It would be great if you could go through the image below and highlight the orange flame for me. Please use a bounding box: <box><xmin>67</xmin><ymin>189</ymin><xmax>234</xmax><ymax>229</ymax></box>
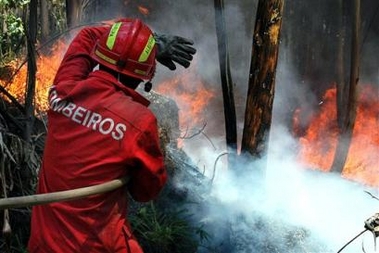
<box><xmin>155</xmin><ymin>65</ymin><xmax>216</xmax><ymax>130</ymax></box>
<box><xmin>138</xmin><ymin>6</ymin><xmax>150</xmax><ymax>16</ymax></box>
<box><xmin>296</xmin><ymin>85</ymin><xmax>379</xmax><ymax>187</ymax></box>
<box><xmin>1</xmin><ymin>41</ymin><xmax>67</xmax><ymax>114</ymax></box>
<box><xmin>1</xmin><ymin>41</ymin><xmax>215</xmax><ymax>140</ymax></box>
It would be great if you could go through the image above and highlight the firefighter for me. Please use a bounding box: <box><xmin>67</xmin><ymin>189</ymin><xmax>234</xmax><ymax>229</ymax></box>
<box><xmin>27</xmin><ymin>18</ymin><xmax>196</xmax><ymax>253</ymax></box>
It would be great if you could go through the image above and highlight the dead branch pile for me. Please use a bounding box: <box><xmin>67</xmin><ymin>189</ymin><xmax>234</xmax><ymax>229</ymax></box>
<box><xmin>0</xmin><ymin>98</ymin><xmax>42</xmax><ymax>251</ymax></box>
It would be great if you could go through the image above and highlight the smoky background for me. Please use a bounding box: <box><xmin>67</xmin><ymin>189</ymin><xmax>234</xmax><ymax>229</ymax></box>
<box><xmin>80</xmin><ymin>1</ymin><xmax>379</xmax><ymax>252</ymax></box>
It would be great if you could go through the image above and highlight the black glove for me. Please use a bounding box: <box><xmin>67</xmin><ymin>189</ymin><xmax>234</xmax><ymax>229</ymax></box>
<box><xmin>154</xmin><ymin>33</ymin><xmax>197</xmax><ymax>70</ymax></box>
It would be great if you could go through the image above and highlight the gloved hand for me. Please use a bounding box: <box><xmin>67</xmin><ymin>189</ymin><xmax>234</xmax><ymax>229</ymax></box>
<box><xmin>154</xmin><ymin>33</ymin><xmax>197</xmax><ymax>70</ymax></box>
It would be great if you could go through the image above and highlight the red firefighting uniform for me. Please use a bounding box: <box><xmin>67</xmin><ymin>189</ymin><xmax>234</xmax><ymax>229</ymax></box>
<box><xmin>28</xmin><ymin>25</ymin><xmax>167</xmax><ymax>253</ymax></box>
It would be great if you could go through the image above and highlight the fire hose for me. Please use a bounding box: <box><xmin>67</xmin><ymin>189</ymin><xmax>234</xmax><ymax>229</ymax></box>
<box><xmin>0</xmin><ymin>177</ymin><xmax>129</xmax><ymax>210</ymax></box>
<box><xmin>337</xmin><ymin>212</ymin><xmax>379</xmax><ymax>252</ymax></box>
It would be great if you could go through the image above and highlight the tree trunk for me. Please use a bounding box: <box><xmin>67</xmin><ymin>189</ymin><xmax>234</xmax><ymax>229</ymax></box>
<box><xmin>66</xmin><ymin>0</ymin><xmax>82</xmax><ymax>28</ymax></box>
<box><xmin>24</xmin><ymin>0</ymin><xmax>38</xmax><ymax>143</ymax></box>
<box><xmin>40</xmin><ymin>0</ymin><xmax>49</xmax><ymax>42</ymax></box>
<box><xmin>241</xmin><ymin>0</ymin><xmax>284</xmax><ymax>159</ymax></box>
<box><xmin>213</xmin><ymin>0</ymin><xmax>237</xmax><ymax>162</ymax></box>
<box><xmin>336</xmin><ymin>0</ymin><xmax>348</xmax><ymax>128</ymax></box>
<box><xmin>331</xmin><ymin>0</ymin><xmax>360</xmax><ymax>174</ymax></box>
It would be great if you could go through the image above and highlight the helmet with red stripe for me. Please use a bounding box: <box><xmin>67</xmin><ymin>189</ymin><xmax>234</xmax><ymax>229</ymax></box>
<box><xmin>91</xmin><ymin>18</ymin><xmax>157</xmax><ymax>81</ymax></box>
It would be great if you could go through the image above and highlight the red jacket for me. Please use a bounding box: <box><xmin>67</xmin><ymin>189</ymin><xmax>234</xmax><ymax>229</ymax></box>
<box><xmin>28</xmin><ymin>25</ymin><xmax>167</xmax><ymax>253</ymax></box>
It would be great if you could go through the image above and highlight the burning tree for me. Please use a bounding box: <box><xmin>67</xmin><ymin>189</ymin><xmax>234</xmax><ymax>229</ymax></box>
<box><xmin>241</xmin><ymin>0</ymin><xmax>284</xmax><ymax>160</ymax></box>
<box><xmin>214</xmin><ymin>0</ymin><xmax>238</xmax><ymax>158</ymax></box>
<box><xmin>331</xmin><ymin>0</ymin><xmax>361</xmax><ymax>174</ymax></box>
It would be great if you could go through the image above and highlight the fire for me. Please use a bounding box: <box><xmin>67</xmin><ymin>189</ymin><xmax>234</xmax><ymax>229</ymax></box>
<box><xmin>294</xmin><ymin>89</ymin><xmax>339</xmax><ymax>170</ymax></box>
<box><xmin>1</xmin><ymin>41</ymin><xmax>66</xmax><ymax>114</ymax></box>
<box><xmin>1</xmin><ymin>40</ymin><xmax>215</xmax><ymax>138</ymax></box>
<box><xmin>295</xmin><ymin>85</ymin><xmax>379</xmax><ymax>187</ymax></box>
<box><xmin>4</xmin><ymin>35</ymin><xmax>377</xmax><ymax>189</ymax></box>
<box><xmin>155</xmin><ymin>65</ymin><xmax>216</xmax><ymax>131</ymax></box>
<box><xmin>138</xmin><ymin>6</ymin><xmax>149</xmax><ymax>16</ymax></box>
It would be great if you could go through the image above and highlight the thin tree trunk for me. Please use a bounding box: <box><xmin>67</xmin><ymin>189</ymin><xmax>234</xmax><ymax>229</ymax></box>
<box><xmin>336</xmin><ymin>0</ymin><xmax>347</xmax><ymax>128</ymax></box>
<box><xmin>40</xmin><ymin>0</ymin><xmax>49</xmax><ymax>43</ymax></box>
<box><xmin>241</xmin><ymin>0</ymin><xmax>284</xmax><ymax>159</ymax></box>
<box><xmin>66</xmin><ymin>0</ymin><xmax>82</xmax><ymax>28</ymax></box>
<box><xmin>331</xmin><ymin>0</ymin><xmax>360</xmax><ymax>173</ymax></box>
<box><xmin>214</xmin><ymin>0</ymin><xmax>237</xmax><ymax>158</ymax></box>
<box><xmin>24</xmin><ymin>0</ymin><xmax>38</xmax><ymax>143</ymax></box>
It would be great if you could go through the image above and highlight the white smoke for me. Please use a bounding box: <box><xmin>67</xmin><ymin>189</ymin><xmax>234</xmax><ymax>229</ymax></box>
<box><xmin>174</xmin><ymin>30</ymin><xmax>378</xmax><ymax>253</ymax></box>
<box><xmin>177</xmin><ymin>103</ymin><xmax>379</xmax><ymax>253</ymax></box>
<box><xmin>92</xmin><ymin>1</ymin><xmax>379</xmax><ymax>252</ymax></box>
<box><xmin>200</xmin><ymin>144</ymin><xmax>379</xmax><ymax>252</ymax></box>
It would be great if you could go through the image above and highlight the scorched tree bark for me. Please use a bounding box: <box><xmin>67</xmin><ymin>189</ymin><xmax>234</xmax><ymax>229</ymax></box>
<box><xmin>331</xmin><ymin>0</ymin><xmax>361</xmax><ymax>174</ymax></box>
<box><xmin>213</xmin><ymin>0</ymin><xmax>237</xmax><ymax>160</ymax></box>
<box><xmin>24</xmin><ymin>0</ymin><xmax>38</xmax><ymax>143</ymax></box>
<box><xmin>241</xmin><ymin>0</ymin><xmax>284</xmax><ymax>159</ymax></box>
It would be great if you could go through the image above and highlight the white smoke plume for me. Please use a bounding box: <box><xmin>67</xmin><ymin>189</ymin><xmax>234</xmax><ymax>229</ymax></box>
<box><xmin>91</xmin><ymin>1</ymin><xmax>379</xmax><ymax>252</ymax></box>
<box><xmin>151</xmin><ymin>2</ymin><xmax>379</xmax><ymax>252</ymax></box>
<box><xmin>170</xmin><ymin>50</ymin><xmax>379</xmax><ymax>252</ymax></box>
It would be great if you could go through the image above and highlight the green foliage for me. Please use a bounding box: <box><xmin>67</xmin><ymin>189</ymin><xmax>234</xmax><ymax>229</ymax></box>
<box><xmin>130</xmin><ymin>202</ymin><xmax>210</xmax><ymax>253</ymax></box>
<box><xmin>49</xmin><ymin>0</ymin><xmax>67</xmax><ymax>35</ymax></box>
<box><xmin>4</xmin><ymin>15</ymin><xmax>24</xmax><ymax>41</ymax></box>
<box><xmin>0</xmin><ymin>0</ymin><xmax>29</xmax><ymax>8</ymax></box>
<box><xmin>0</xmin><ymin>0</ymin><xmax>29</xmax><ymax>61</ymax></box>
